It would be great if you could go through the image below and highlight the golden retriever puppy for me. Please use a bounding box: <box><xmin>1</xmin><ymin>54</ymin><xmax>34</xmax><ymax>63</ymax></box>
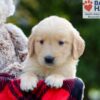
<box><xmin>19</xmin><ymin>16</ymin><xmax>85</xmax><ymax>91</ymax></box>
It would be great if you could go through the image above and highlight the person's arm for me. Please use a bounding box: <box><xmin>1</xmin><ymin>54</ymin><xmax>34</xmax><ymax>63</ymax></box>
<box><xmin>5</xmin><ymin>23</ymin><xmax>28</xmax><ymax>62</ymax></box>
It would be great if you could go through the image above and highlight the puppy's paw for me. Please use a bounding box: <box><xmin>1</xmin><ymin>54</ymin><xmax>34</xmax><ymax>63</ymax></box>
<box><xmin>45</xmin><ymin>75</ymin><xmax>65</xmax><ymax>88</ymax></box>
<box><xmin>20</xmin><ymin>74</ymin><xmax>38</xmax><ymax>92</ymax></box>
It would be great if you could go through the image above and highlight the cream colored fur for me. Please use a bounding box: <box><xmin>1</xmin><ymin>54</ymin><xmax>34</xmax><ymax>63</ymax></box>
<box><xmin>20</xmin><ymin>16</ymin><xmax>85</xmax><ymax>91</ymax></box>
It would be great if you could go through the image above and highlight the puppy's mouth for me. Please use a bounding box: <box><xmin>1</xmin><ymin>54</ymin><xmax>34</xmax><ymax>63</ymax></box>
<box><xmin>44</xmin><ymin>63</ymin><xmax>55</xmax><ymax>68</ymax></box>
<box><xmin>45</xmin><ymin>63</ymin><xmax>54</xmax><ymax>66</ymax></box>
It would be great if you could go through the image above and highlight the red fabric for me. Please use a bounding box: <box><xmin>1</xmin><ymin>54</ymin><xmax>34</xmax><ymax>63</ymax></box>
<box><xmin>0</xmin><ymin>80</ymin><xmax>20</xmax><ymax>100</ymax></box>
<box><xmin>0</xmin><ymin>79</ymin><xmax>69</xmax><ymax>100</ymax></box>
<box><xmin>42</xmin><ymin>88</ymin><xmax>70</xmax><ymax>100</ymax></box>
<box><xmin>0</xmin><ymin>84</ymin><xmax>16</xmax><ymax>100</ymax></box>
<box><xmin>0</xmin><ymin>73</ymin><xmax>84</xmax><ymax>100</ymax></box>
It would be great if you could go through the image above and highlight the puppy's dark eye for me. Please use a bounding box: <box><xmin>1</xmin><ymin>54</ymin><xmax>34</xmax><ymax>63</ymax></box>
<box><xmin>40</xmin><ymin>40</ymin><xmax>44</xmax><ymax>44</ymax></box>
<box><xmin>58</xmin><ymin>41</ymin><xmax>64</xmax><ymax>45</ymax></box>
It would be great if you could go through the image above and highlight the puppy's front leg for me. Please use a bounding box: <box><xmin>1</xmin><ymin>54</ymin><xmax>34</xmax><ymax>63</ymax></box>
<box><xmin>19</xmin><ymin>72</ymin><xmax>38</xmax><ymax>92</ymax></box>
<box><xmin>45</xmin><ymin>74</ymin><xmax>65</xmax><ymax>88</ymax></box>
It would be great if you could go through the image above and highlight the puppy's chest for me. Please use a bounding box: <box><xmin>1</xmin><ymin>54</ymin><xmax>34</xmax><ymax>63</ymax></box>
<box><xmin>33</xmin><ymin>64</ymin><xmax>76</xmax><ymax>79</ymax></box>
<box><xmin>34</xmin><ymin>67</ymin><xmax>64</xmax><ymax>79</ymax></box>
<box><xmin>34</xmin><ymin>69</ymin><xmax>53</xmax><ymax>79</ymax></box>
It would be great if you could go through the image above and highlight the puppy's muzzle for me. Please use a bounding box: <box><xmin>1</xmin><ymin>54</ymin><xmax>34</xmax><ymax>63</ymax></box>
<box><xmin>44</xmin><ymin>56</ymin><xmax>54</xmax><ymax>65</ymax></box>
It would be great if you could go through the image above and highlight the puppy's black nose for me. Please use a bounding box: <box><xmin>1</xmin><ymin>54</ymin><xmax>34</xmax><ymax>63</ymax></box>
<box><xmin>45</xmin><ymin>56</ymin><xmax>54</xmax><ymax>64</ymax></box>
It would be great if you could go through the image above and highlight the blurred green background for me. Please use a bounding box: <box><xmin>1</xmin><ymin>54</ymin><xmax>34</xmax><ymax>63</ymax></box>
<box><xmin>8</xmin><ymin>0</ymin><xmax>100</xmax><ymax>99</ymax></box>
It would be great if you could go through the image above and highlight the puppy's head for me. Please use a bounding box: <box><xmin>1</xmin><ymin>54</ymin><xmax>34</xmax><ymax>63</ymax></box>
<box><xmin>28</xmin><ymin>16</ymin><xmax>85</xmax><ymax>68</ymax></box>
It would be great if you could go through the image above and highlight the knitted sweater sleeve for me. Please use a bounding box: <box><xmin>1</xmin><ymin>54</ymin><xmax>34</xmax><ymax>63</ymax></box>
<box><xmin>5</xmin><ymin>23</ymin><xmax>28</xmax><ymax>62</ymax></box>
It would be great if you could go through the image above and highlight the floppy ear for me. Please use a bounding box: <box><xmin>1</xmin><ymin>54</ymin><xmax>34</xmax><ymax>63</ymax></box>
<box><xmin>28</xmin><ymin>26</ymin><xmax>37</xmax><ymax>57</ymax></box>
<box><xmin>72</xmin><ymin>30</ymin><xmax>85</xmax><ymax>60</ymax></box>
<box><xmin>28</xmin><ymin>34</ymin><xmax>35</xmax><ymax>57</ymax></box>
